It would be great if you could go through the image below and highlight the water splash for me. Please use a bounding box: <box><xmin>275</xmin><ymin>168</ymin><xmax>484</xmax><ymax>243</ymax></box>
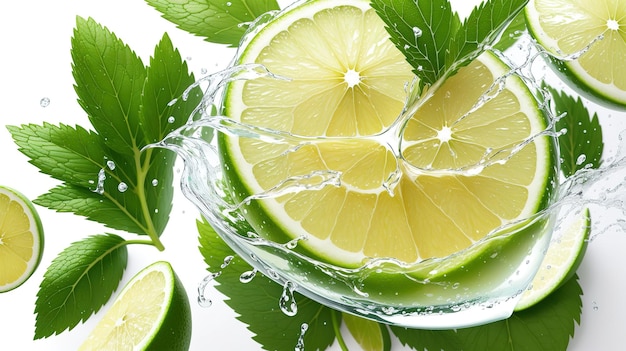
<box><xmin>197</xmin><ymin>271</ymin><xmax>221</xmax><ymax>308</ymax></box>
<box><xmin>157</xmin><ymin>3</ymin><xmax>626</xmax><ymax>329</ymax></box>
<box><xmin>279</xmin><ymin>281</ymin><xmax>298</xmax><ymax>317</ymax></box>
<box><xmin>239</xmin><ymin>269</ymin><xmax>257</xmax><ymax>283</ymax></box>
<box><xmin>294</xmin><ymin>323</ymin><xmax>308</xmax><ymax>351</ymax></box>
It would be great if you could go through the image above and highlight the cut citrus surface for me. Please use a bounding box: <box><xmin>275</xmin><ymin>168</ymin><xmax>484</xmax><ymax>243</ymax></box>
<box><xmin>515</xmin><ymin>208</ymin><xmax>591</xmax><ymax>311</ymax></box>
<box><xmin>79</xmin><ymin>261</ymin><xmax>191</xmax><ymax>351</ymax></box>
<box><xmin>0</xmin><ymin>185</ymin><xmax>44</xmax><ymax>293</ymax></box>
<box><xmin>220</xmin><ymin>0</ymin><xmax>555</xmax><ymax>268</ymax></box>
<box><xmin>525</xmin><ymin>0</ymin><xmax>626</xmax><ymax>108</ymax></box>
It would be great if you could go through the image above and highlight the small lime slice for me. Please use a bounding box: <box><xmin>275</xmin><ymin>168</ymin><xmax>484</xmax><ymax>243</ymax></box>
<box><xmin>525</xmin><ymin>0</ymin><xmax>626</xmax><ymax>108</ymax></box>
<box><xmin>515</xmin><ymin>208</ymin><xmax>591</xmax><ymax>311</ymax></box>
<box><xmin>79</xmin><ymin>261</ymin><xmax>192</xmax><ymax>351</ymax></box>
<box><xmin>0</xmin><ymin>185</ymin><xmax>44</xmax><ymax>293</ymax></box>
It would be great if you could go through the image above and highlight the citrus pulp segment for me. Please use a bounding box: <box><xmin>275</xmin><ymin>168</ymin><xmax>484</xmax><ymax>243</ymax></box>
<box><xmin>525</xmin><ymin>0</ymin><xmax>626</xmax><ymax>108</ymax></box>
<box><xmin>79</xmin><ymin>261</ymin><xmax>191</xmax><ymax>351</ymax></box>
<box><xmin>515</xmin><ymin>208</ymin><xmax>590</xmax><ymax>311</ymax></box>
<box><xmin>221</xmin><ymin>0</ymin><xmax>555</xmax><ymax>269</ymax></box>
<box><xmin>0</xmin><ymin>185</ymin><xmax>44</xmax><ymax>293</ymax></box>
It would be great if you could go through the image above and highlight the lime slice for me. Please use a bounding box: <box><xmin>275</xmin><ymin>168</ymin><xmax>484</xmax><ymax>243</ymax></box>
<box><xmin>79</xmin><ymin>261</ymin><xmax>192</xmax><ymax>351</ymax></box>
<box><xmin>0</xmin><ymin>185</ymin><xmax>44</xmax><ymax>293</ymax></box>
<box><xmin>525</xmin><ymin>0</ymin><xmax>626</xmax><ymax>108</ymax></box>
<box><xmin>515</xmin><ymin>208</ymin><xmax>591</xmax><ymax>311</ymax></box>
<box><xmin>221</xmin><ymin>0</ymin><xmax>555</xmax><ymax>268</ymax></box>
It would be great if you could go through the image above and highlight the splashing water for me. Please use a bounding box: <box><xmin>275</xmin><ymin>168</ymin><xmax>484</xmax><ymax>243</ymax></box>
<box><xmin>279</xmin><ymin>281</ymin><xmax>298</xmax><ymax>317</ymax></box>
<box><xmin>197</xmin><ymin>271</ymin><xmax>221</xmax><ymax>308</ymax></box>
<box><xmin>155</xmin><ymin>6</ymin><xmax>626</xmax><ymax>329</ymax></box>
<box><xmin>294</xmin><ymin>323</ymin><xmax>308</xmax><ymax>351</ymax></box>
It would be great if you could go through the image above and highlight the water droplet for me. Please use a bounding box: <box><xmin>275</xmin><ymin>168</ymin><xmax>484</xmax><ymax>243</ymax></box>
<box><xmin>412</xmin><ymin>27</ymin><xmax>423</xmax><ymax>38</ymax></box>
<box><xmin>167</xmin><ymin>98</ymin><xmax>178</xmax><ymax>106</ymax></box>
<box><xmin>198</xmin><ymin>271</ymin><xmax>222</xmax><ymax>308</ymax></box>
<box><xmin>40</xmin><ymin>97</ymin><xmax>50</xmax><ymax>107</ymax></box>
<box><xmin>294</xmin><ymin>323</ymin><xmax>308</xmax><ymax>351</ymax></box>
<box><xmin>239</xmin><ymin>269</ymin><xmax>257</xmax><ymax>283</ymax></box>
<box><xmin>221</xmin><ymin>255</ymin><xmax>234</xmax><ymax>269</ymax></box>
<box><xmin>118</xmin><ymin>182</ymin><xmax>128</xmax><ymax>192</ymax></box>
<box><xmin>152</xmin><ymin>179</ymin><xmax>159</xmax><ymax>186</ymax></box>
<box><xmin>284</xmin><ymin>235</ymin><xmax>307</xmax><ymax>250</ymax></box>
<box><xmin>576</xmin><ymin>154</ymin><xmax>587</xmax><ymax>165</ymax></box>
<box><xmin>106</xmin><ymin>160</ymin><xmax>116</xmax><ymax>170</ymax></box>
<box><xmin>226</xmin><ymin>1</ymin><xmax>232</xmax><ymax>6</ymax></box>
<box><xmin>93</xmin><ymin>169</ymin><xmax>106</xmax><ymax>195</ymax></box>
<box><xmin>279</xmin><ymin>281</ymin><xmax>298</xmax><ymax>316</ymax></box>
<box><xmin>167</xmin><ymin>116</ymin><xmax>176</xmax><ymax>124</ymax></box>
<box><xmin>592</xmin><ymin>301</ymin><xmax>599</xmax><ymax>311</ymax></box>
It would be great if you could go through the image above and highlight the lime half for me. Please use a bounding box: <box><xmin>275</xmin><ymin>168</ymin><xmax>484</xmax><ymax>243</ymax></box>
<box><xmin>0</xmin><ymin>185</ymin><xmax>44</xmax><ymax>293</ymax></box>
<box><xmin>79</xmin><ymin>261</ymin><xmax>192</xmax><ymax>351</ymax></box>
<box><xmin>525</xmin><ymin>0</ymin><xmax>626</xmax><ymax>108</ymax></box>
<box><xmin>220</xmin><ymin>0</ymin><xmax>555</xmax><ymax>268</ymax></box>
<box><xmin>515</xmin><ymin>208</ymin><xmax>591</xmax><ymax>311</ymax></box>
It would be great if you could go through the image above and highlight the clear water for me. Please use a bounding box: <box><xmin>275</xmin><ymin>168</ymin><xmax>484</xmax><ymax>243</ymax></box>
<box><xmin>156</xmin><ymin>4</ymin><xmax>626</xmax><ymax>330</ymax></box>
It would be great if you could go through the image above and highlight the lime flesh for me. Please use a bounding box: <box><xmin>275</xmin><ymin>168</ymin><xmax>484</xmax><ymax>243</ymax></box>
<box><xmin>220</xmin><ymin>0</ymin><xmax>556</xmax><ymax>269</ymax></box>
<box><xmin>0</xmin><ymin>186</ymin><xmax>44</xmax><ymax>293</ymax></box>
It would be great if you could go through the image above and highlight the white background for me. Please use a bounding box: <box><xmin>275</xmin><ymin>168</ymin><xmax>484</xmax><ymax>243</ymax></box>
<box><xmin>0</xmin><ymin>0</ymin><xmax>625</xmax><ymax>350</ymax></box>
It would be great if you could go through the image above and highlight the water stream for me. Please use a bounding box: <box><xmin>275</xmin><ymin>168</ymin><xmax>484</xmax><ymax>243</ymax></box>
<box><xmin>154</xmin><ymin>6</ymin><xmax>626</xmax><ymax>330</ymax></box>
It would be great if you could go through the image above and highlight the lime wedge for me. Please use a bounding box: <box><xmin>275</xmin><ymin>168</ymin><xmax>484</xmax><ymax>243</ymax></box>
<box><xmin>525</xmin><ymin>0</ymin><xmax>626</xmax><ymax>108</ymax></box>
<box><xmin>0</xmin><ymin>185</ymin><xmax>44</xmax><ymax>293</ymax></box>
<box><xmin>515</xmin><ymin>208</ymin><xmax>591</xmax><ymax>311</ymax></box>
<box><xmin>79</xmin><ymin>261</ymin><xmax>192</xmax><ymax>351</ymax></box>
<box><xmin>220</xmin><ymin>0</ymin><xmax>555</xmax><ymax>268</ymax></box>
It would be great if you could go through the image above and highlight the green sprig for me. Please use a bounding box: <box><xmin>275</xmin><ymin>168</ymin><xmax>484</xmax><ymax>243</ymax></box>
<box><xmin>8</xmin><ymin>17</ymin><xmax>202</xmax><ymax>337</ymax></box>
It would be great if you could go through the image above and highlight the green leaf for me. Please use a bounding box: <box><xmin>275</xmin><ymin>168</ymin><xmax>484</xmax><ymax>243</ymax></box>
<box><xmin>546</xmin><ymin>85</ymin><xmax>604</xmax><ymax>177</ymax></box>
<box><xmin>448</xmin><ymin>0</ymin><xmax>527</xmax><ymax>70</ymax></box>
<box><xmin>197</xmin><ymin>218</ymin><xmax>336</xmax><ymax>351</ymax></box>
<box><xmin>343</xmin><ymin>313</ymin><xmax>392</xmax><ymax>351</ymax></box>
<box><xmin>7</xmin><ymin>123</ymin><xmax>107</xmax><ymax>189</ymax></box>
<box><xmin>371</xmin><ymin>0</ymin><xmax>527</xmax><ymax>92</ymax></box>
<box><xmin>493</xmin><ymin>10</ymin><xmax>527</xmax><ymax>52</ymax></box>
<box><xmin>9</xmin><ymin>23</ymin><xmax>202</xmax><ymax>240</ymax></box>
<box><xmin>391</xmin><ymin>326</ymin><xmax>462</xmax><ymax>350</ymax></box>
<box><xmin>34</xmin><ymin>234</ymin><xmax>128</xmax><ymax>339</ymax></box>
<box><xmin>145</xmin><ymin>0</ymin><xmax>281</xmax><ymax>47</ymax></box>
<box><xmin>370</xmin><ymin>0</ymin><xmax>459</xmax><ymax>86</ymax></box>
<box><xmin>34</xmin><ymin>184</ymin><xmax>146</xmax><ymax>234</ymax></box>
<box><xmin>140</xmin><ymin>33</ymin><xmax>204</xmax><ymax>234</ymax></box>
<box><xmin>71</xmin><ymin>17</ymin><xmax>147</xmax><ymax>157</ymax></box>
<box><xmin>391</xmin><ymin>275</ymin><xmax>583</xmax><ymax>351</ymax></box>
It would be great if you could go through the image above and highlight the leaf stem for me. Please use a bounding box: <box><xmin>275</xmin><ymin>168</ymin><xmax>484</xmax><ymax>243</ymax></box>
<box><xmin>331</xmin><ymin>310</ymin><xmax>349</xmax><ymax>351</ymax></box>
<box><xmin>135</xmin><ymin>148</ymin><xmax>165</xmax><ymax>251</ymax></box>
<box><xmin>122</xmin><ymin>239</ymin><xmax>158</xmax><ymax>247</ymax></box>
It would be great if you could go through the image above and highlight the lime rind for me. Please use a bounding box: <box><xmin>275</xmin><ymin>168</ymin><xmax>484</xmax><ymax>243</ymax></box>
<box><xmin>515</xmin><ymin>208</ymin><xmax>591</xmax><ymax>311</ymax></box>
<box><xmin>79</xmin><ymin>261</ymin><xmax>191</xmax><ymax>351</ymax></box>
<box><xmin>0</xmin><ymin>185</ymin><xmax>44</xmax><ymax>293</ymax></box>
<box><xmin>524</xmin><ymin>0</ymin><xmax>626</xmax><ymax>109</ymax></box>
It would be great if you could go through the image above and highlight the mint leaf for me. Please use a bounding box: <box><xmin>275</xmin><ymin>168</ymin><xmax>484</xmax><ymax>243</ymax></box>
<box><xmin>448</xmin><ymin>0</ymin><xmax>527</xmax><ymax>69</ymax></box>
<box><xmin>34</xmin><ymin>234</ymin><xmax>128</xmax><ymax>339</ymax></box>
<box><xmin>9</xmin><ymin>21</ymin><xmax>202</xmax><ymax>240</ymax></box>
<box><xmin>145</xmin><ymin>0</ymin><xmax>281</xmax><ymax>47</ymax></box>
<box><xmin>455</xmin><ymin>275</ymin><xmax>583</xmax><ymax>351</ymax></box>
<box><xmin>391</xmin><ymin>275</ymin><xmax>583</xmax><ymax>351</ymax></box>
<box><xmin>493</xmin><ymin>11</ymin><xmax>526</xmax><ymax>52</ymax></box>
<box><xmin>72</xmin><ymin>17</ymin><xmax>147</xmax><ymax>157</ymax></box>
<box><xmin>197</xmin><ymin>219</ymin><xmax>336</xmax><ymax>351</ymax></box>
<box><xmin>140</xmin><ymin>33</ymin><xmax>204</xmax><ymax>234</ymax></box>
<box><xmin>343</xmin><ymin>313</ymin><xmax>392</xmax><ymax>351</ymax></box>
<box><xmin>370</xmin><ymin>0</ymin><xmax>458</xmax><ymax>87</ymax></box>
<box><xmin>546</xmin><ymin>85</ymin><xmax>604</xmax><ymax>177</ymax></box>
<box><xmin>371</xmin><ymin>0</ymin><xmax>527</xmax><ymax>92</ymax></box>
<box><xmin>391</xmin><ymin>326</ymin><xmax>462</xmax><ymax>350</ymax></box>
